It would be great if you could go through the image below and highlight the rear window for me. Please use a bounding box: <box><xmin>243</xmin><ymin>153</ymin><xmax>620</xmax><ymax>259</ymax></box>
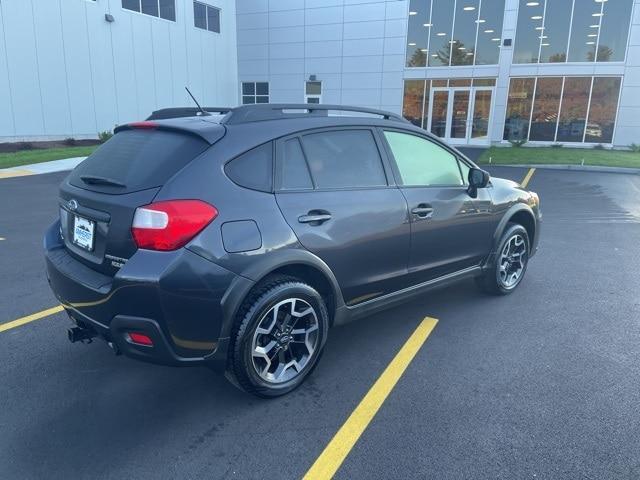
<box><xmin>69</xmin><ymin>129</ymin><xmax>208</xmax><ymax>193</ymax></box>
<box><xmin>299</xmin><ymin>130</ymin><xmax>387</xmax><ymax>189</ymax></box>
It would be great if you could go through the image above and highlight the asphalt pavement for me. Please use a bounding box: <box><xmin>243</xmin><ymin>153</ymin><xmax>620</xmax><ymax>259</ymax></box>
<box><xmin>1</xmin><ymin>167</ymin><xmax>639</xmax><ymax>479</ymax></box>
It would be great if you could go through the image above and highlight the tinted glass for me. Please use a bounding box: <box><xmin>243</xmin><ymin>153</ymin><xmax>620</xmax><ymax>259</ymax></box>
<box><xmin>557</xmin><ymin>77</ymin><xmax>591</xmax><ymax>142</ymax></box>
<box><xmin>406</xmin><ymin>0</ymin><xmax>431</xmax><ymax>67</ymax></box>
<box><xmin>122</xmin><ymin>0</ymin><xmax>140</xmax><ymax>12</ymax></box>
<box><xmin>529</xmin><ymin>77</ymin><xmax>562</xmax><ymax>141</ymax></box>
<box><xmin>429</xmin><ymin>0</ymin><xmax>455</xmax><ymax>66</ymax></box>
<box><xmin>225</xmin><ymin>143</ymin><xmax>273</xmax><ymax>192</ymax></box>
<box><xmin>159</xmin><ymin>0</ymin><xmax>175</xmax><ymax>21</ymax></box>
<box><xmin>256</xmin><ymin>82</ymin><xmax>269</xmax><ymax>95</ymax></box>
<box><xmin>141</xmin><ymin>0</ymin><xmax>159</xmax><ymax>16</ymax></box>
<box><xmin>475</xmin><ymin>0</ymin><xmax>505</xmax><ymax>65</ymax></box>
<box><xmin>451</xmin><ymin>0</ymin><xmax>479</xmax><ymax>66</ymax></box>
<box><xmin>585</xmin><ymin>77</ymin><xmax>621</xmax><ymax>143</ymax></box>
<box><xmin>194</xmin><ymin>2</ymin><xmax>206</xmax><ymax>29</ymax></box>
<box><xmin>597</xmin><ymin>0</ymin><xmax>634</xmax><ymax>62</ymax></box>
<box><xmin>280</xmin><ymin>138</ymin><xmax>313</xmax><ymax>190</ymax></box>
<box><xmin>301</xmin><ymin>130</ymin><xmax>386</xmax><ymax>189</ymax></box>
<box><xmin>402</xmin><ymin>80</ymin><xmax>426</xmax><ymax>127</ymax></box>
<box><xmin>568</xmin><ymin>0</ymin><xmax>599</xmax><ymax>62</ymax></box>
<box><xmin>242</xmin><ymin>82</ymin><xmax>255</xmax><ymax>95</ymax></box>
<box><xmin>539</xmin><ymin>0</ymin><xmax>572</xmax><ymax>63</ymax></box>
<box><xmin>207</xmin><ymin>6</ymin><xmax>220</xmax><ymax>33</ymax></box>
<box><xmin>384</xmin><ymin>131</ymin><xmax>463</xmax><ymax>186</ymax></box>
<box><xmin>69</xmin><ymin>130</ymin><xmax>208</xmax><ymax>194</ymax></box>
<box><xmin>458</xmin><ymin>160</ymin><xmax>471</xmax><ymax>185</ymax></box>
<box><xmin>503</xmin><ymin>77</ymin><xmax>535</xmax><ymax>140</ymax></box>
<box><xmin>513</xmin><ymin>0</ymin><xmax>544</xmax><ymax>63</ymax></box>
<box><xmin>430</xmin><ymin>90</ymin><xmax>448</xmax><ymax>138</ymax></box>
<box><xmin>256</xmin><ymin>96</ymin><xmax>269</xmax><ymax>103</ymax></box>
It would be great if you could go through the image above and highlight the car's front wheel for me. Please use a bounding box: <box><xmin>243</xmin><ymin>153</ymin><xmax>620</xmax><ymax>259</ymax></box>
<box><xmin>476</xmin><ymin>223</ymin><xmax>530</xmax><ymax>295</ymax></box>
<box><xmin>227</xmin><ymin>275</ymin><xmax>329</xmax><ymax>397</ymax></box>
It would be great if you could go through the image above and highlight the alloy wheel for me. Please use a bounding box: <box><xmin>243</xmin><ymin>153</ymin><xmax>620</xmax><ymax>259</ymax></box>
<box><xmin>251</xmin><ymin>298</ymin><xmax>319</xmax><ymax>384</ymax></box>
<box><xmin>498</xmin><ymin>233</ymin><xmax>528</xmax><ymax>289</ymax></box>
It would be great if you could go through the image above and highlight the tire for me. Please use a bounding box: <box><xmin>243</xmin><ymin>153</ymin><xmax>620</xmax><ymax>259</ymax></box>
<box><xmin>476</xmin><ymin>223</ymin><xmax>530</xmax><ymax>295</ymax></box>
<box><xmin>226</xmin><ymin>275</ymin><xmax>329</xmax><ymax>398</ymax></box>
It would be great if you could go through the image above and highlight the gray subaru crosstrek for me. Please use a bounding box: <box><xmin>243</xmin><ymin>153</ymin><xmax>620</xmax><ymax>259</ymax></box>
<box><xmin>44</xmin><ymin>104</ymin><xmax>540</xmax><ymax>397</ymax></box>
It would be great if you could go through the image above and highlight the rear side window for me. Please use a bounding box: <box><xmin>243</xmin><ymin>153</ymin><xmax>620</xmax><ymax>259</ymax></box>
<box><xmin>383</xmin><ymin>131</ymin><xmax>463</xmax><ymax>187</ymax></box>
<box><xmin>300</xmin><ymin>130</ymin><xmax>386</xmax><ymax>189</ymax></box>
<box><xmin>69</xmin><ymin>129</ymin><xmax>208</xmax><ymax>194</ymax></box>
<box><xmin>281</xmin><ymin>138</ymin><xmax>313</xmax><ymax>190</ymax></box>
<box><xmin>225</xmin><ymin>142</ymin><xmax>273</xmax><ymax>192</ymax></box>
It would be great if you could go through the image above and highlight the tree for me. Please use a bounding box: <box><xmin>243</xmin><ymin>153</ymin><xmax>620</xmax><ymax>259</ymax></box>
<box><xmin>588</xmin><ymin>45</ymin><xmax>613</xmax><ymax>62</ymax></box>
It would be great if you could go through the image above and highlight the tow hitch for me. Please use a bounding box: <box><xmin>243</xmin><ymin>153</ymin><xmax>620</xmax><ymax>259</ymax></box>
<box><xmin>67</xmin><ymin>326</ymin><xmax>96</xmax><ymax>344</ymax></box>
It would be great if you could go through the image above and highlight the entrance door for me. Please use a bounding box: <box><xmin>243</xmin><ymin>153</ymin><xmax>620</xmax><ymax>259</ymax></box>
<box><xmin>427</xmin><ymin>87</ymin><xmax>494</xmax><ymax>146</ymax></box>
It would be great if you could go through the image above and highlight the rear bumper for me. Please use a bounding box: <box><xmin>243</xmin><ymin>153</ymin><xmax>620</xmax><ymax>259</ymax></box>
<box><xmin>44</xmin><ymin>220</ymin><xmax>249</xmax><ymax>369</ymax></box>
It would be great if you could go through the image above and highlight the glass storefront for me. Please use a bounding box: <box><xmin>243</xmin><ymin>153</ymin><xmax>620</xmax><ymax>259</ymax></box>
<box><xmin>406</xmin><ymin>0</ymin><xmax>506</xmax><ymax>68</ymax></box>
<box><xmin>504</xmin><ymin>76</ymin><xmax>622</xmax><ymax>144</ymax></box>
<box><xmin>513</xmin><ymin>0</ymin><xmax>633</xmax><ymax>64</ymax></box>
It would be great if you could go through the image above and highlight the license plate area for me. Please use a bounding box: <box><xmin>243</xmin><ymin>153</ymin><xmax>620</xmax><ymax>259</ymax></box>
<box><xmin>73</xmin><ymin>215</ymin><xmax>95</xmax><ymax>251</ymax></box>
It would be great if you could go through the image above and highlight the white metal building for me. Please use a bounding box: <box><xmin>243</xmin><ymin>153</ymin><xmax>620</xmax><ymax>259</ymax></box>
<box><xmin>1</xmin><ymin>0</ymin><xmax>639</xmax><ymax>147</ymax></box>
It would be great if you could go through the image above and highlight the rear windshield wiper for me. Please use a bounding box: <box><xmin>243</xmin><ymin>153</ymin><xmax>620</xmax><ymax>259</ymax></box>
<box><xmin>80</xmin><ymin>175</ymin><xmax>126</xmax><ymax>188</ymax></box>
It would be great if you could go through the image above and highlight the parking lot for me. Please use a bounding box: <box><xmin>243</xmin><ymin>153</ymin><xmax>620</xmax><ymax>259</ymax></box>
<box><xmin>1</xmin><ymin>165</ymin><xmax>639</xmax><ymax>479</ymax></box>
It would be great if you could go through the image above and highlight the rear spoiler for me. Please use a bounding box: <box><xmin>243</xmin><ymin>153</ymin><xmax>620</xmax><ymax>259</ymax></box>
<box><xmin>114</xmin><ymin>118</ymin><xmax>226</xmax><ymax>145</ymax></box>
<box><xmin>146</xmin><ymin>107</ymin><xmax>231</xmax><ymax>120</ymax></box>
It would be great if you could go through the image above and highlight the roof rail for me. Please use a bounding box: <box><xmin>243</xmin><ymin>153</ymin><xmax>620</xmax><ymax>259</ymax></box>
<box><xmin>147</xmin><ymin>107</ymin><xmax>232</xmax><ymax>120</ymax></box>
<box><xmin>221</xmin><ymin>104</ymin><xmax>409</xmax><ymax>125</ymax></box>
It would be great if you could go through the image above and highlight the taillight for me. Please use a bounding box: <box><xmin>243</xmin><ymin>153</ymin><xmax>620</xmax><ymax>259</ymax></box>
<box><xmin>127</xmin><ymin>332</ymin><xmax>154</xmax><ymax>346</ymax></box>
<box><xmin>131</xmin><ymin>200</ymin><xmax>218</xmax><ymax>251</ymax></box>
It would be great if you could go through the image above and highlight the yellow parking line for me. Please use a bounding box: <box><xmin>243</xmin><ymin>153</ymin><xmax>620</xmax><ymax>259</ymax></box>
<box><xmin>0</xmin><ymin>305</ymin><xmax>64</xmax><ymax>333</ymax></box>
<box><xmin>520</xmin><ymin>168</ymin><xmax>536</xmax><ymax>188</ymax></box>
<box><xmin>0</xmin><ymin>169</ymin><xmax>33</xmax><ymax>179</ymax></box>
<box><xmin>303</xmin><ymin>316</ymin><xmax>438</xmax><ymax>480</ymax></box>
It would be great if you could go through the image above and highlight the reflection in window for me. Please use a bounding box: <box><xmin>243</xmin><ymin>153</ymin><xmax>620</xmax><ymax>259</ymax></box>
<box><xmin>529</xmin><ymin>77</ymin><xmax>562</xmax><ymax>141</ymax></box>
<box><xmin>539</xmin><ymin>0</ymin><xmax>572</xmax><ymax>63</ymax></box>
<box><xmin>568</xmin><ymin>0</ymin><xmax>599</xmax><ymax>62</ymax></box>
<box><xmin>504</xmin><ymin>76</ymin><xmax>621</xmax><ymax>143</ymax></box>
<box><xmin>402</xmin><ymin>80</ymin><xmax>427</xmax><ymax>127</ymax></box>
<box><xmin>451</xmin><ymin>0</ymin><xmax>479</xmax><ymax>66</ymax></box>
<box><xmin>513</xmin><ymin>0</ymin><xmax>544</xmax><ymax>63</ymax></box>
<box><xmin>597</xmin><ymin>0</ymin><xmax>634</xmax><ymax>62</ymax></box>
<box><xmin>475</xmin><ymin>0</ymin><xmax>505</xmax><ymax>65</ymax></box>
<box><xmin>428</xmin><ymin>0</ymin><xmax>455</xmax><ymax>66</ymax></box>
<box><xmin>586</xmin><ymin>77</ymin><xmax>621</xmax><ymax>143</ymax></box>
<box><xmin>504</xmin><ymin>78</ymin><xmax>535</xmax><ymax>141</ymax></box>
<box><xmin>513</xmin><ymin>0</ymin><xmax>632</xmax><ymax>64</ymax></box>
<box><xmin>557</xmin><ymin>77</ymin><xmax>591</xmax><ymax>143</ymax></box>
<box><xmin>406</xmin><ymin>0</ymin><xmax>431</xmax><ymax>67</ymax></box>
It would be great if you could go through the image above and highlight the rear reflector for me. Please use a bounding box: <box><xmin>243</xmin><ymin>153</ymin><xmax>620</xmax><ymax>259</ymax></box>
<box><xmin>132</xmin><ymin>200</ymin><xmax>218</xmax><ymax>251</ymax></box>
<box><xmin>127</xmin><ymin>332</ymin><xmax>154</xmax><ymax>346</ymax></box>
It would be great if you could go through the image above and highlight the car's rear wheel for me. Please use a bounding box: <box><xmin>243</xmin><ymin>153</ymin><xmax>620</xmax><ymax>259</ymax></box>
<box><xmin>476</xmin><ymin>223</ymin><xmax>530</xmax><ymax>295</ymax></box>
<box><xmin>226</xmin><ymin>275</ymin><xmax>329</xmax><ymax>397</ymax></box>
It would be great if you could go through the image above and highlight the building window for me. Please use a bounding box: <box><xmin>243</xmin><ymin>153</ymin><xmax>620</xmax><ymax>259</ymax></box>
<box><xmin>194</xmin><ymin>1</ymin><xmax>220</xmax><ymax>33</ymax></box>
<box><xmin>504</xmin><ymin>76</ymin><xmax>621</xmax><ymax>144</ymax></box>
<box><xmin>122</xmin><ymin>0</ymin><xmax>176</xmax><ymax>21</ymax></box>
<box><xmin>513</xmin><ymin>0</ymin><xmax>633</xmax><ymax>64</ymax></box>
<box><xmin>406</xmin><ymin>0</ymin><xmax>505</xmax><ymax>68</ymax></box>
<box><xmin>305</xmin><ymin>81</ymin><xmax>322</xmax><ymax>104</ymax></box>
<box><xmin>242</xmin><ymin>82</ymin><xmax>269</xmax><ymax>104</ymax></box>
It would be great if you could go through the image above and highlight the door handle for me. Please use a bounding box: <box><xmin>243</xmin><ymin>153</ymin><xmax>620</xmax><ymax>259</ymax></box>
<box><xmin>298</xmin><ymin>211</ymin><xmax>332</xmax><ymax>225</ymax></box>
<box><xmin>411</xmin><ymin>204</ymin><xmax>434</xmax><ymax>218</ymax></box>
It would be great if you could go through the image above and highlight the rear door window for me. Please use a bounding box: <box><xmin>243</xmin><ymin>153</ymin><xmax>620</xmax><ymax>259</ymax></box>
<box><xmin>280</xmin><ymin>138</ymin><xmax>313</xmax><ymax>190</ymax></box>
<box><xmin>299</xmin><ymin>130</ymin><xmax>387</xmax><ymax>189</ymax></box>
<box><xmin>69</xmin><ymin>129</ymin><xmax>208</xmax><ymax>194</ymax></box>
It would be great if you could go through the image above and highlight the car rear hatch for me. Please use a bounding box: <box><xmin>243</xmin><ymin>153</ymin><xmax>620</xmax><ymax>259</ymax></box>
<box><xmin>59</xmin><ymin>119</ymin><xmax>224</xmax><ymax>276</ymax></box>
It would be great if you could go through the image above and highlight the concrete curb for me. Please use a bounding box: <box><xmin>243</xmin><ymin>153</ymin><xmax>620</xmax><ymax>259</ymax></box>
<box><xmin>482</xmin><ymin>164</ymin><xmax>640</xmax><ymax>175</ymax></box>
<box><xmin>0</xmin><ymin>156</ymin><xmax>86</xmax><ymax>179</ymax></box>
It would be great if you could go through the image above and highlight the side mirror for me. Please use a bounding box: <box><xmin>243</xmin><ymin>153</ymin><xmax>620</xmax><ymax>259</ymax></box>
<box><xmin>467</xmin><ymin>168</ymin><xmax>490</xmax><ymax>198</ymax></box>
